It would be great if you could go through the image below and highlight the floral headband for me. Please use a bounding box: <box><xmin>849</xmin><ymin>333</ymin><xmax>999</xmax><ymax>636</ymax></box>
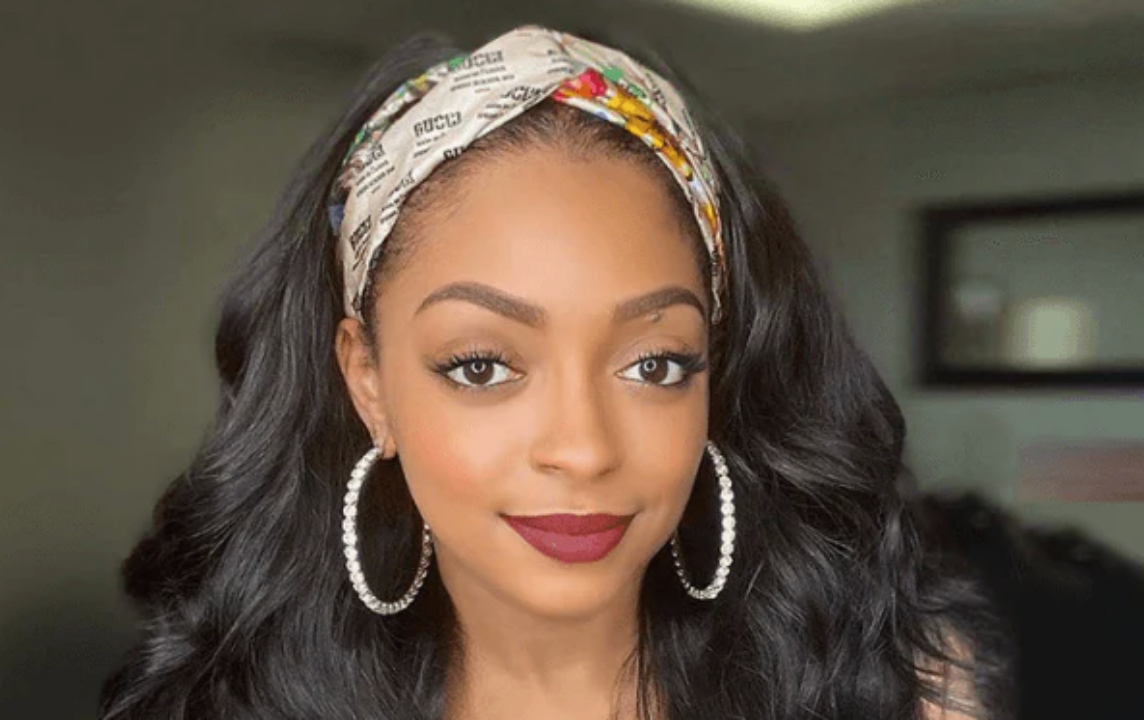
<box><xmin>328</xmin><ymin>24</ymin><xmax>727</xmax><ymax>323</ymax></box>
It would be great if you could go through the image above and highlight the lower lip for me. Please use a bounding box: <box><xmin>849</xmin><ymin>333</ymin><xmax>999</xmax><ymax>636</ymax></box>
<box><xmin>503</xmin><ymin>518</ymin><xmax>631</xmax><ymax>563</ymax></box>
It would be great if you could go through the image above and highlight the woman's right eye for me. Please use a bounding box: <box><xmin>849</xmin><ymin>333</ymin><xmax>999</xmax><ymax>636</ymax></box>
<box><xmin>442</xmin><ymin>358</ymin><xmax>521</xmax><ymax>389</ymax></box>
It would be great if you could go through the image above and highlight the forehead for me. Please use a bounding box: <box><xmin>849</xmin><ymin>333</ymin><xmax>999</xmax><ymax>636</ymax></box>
<box><xmin>379</xmin><ymin>146</ymin><xmax>707</xmax><ymax>320</ymax></box>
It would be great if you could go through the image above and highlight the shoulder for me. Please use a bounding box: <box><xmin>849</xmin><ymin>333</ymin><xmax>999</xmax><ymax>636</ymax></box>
<box><xmin>922</xmin><ymin>692</ymin><xmax>979</xmax><ymax>720</ymax></box>
<box><xmin>918</xmin><ymin>631</ymin><xmax>984</xmax><ymax>720</ymax></box>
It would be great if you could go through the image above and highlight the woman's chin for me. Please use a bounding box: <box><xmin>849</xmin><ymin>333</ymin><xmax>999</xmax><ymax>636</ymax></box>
<box><xmin>502</xmin><ymin>570</ymin><xmax>640</xmax><ymax>622</ymax></box>
<box><xmin>441</xmin><ymin>556</ymin><xmax>644</xmax><ymax>623</ymax></box>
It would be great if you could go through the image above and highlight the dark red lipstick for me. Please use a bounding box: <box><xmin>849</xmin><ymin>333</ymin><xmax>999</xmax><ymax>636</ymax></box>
<box><xmin>502</xmin><ymin>513</ymin><xmax>633</xmax><ymax>563</ymax></box>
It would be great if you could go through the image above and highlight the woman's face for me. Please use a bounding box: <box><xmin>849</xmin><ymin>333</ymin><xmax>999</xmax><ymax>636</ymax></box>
<box><xmin>339</xmin><ymin>145</ymin><xmax>710</xmax><ymax>620</ymax></box>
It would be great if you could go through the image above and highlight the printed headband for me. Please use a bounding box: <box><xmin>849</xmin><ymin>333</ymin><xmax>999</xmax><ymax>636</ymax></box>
<box><xmin>328</xmin><ymin>24</ymin><xmax>727</xmax><ymax>322</ymax></box>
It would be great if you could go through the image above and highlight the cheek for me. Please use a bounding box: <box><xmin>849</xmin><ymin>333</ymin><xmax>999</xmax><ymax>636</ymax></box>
<box><xmin>619</xmin><ymin>385</ymin><xmax>709</xmax><ymax>544</ymax></box>
<box><xmin>385</xmin><ymin>354</ymin><xmax>709</xmax><ymax>585</ymax></box>
<box><xmin>389</xmin><ymin>383</ymin><xmax>520</xmax><ymax>520</ymax></box>
<box><xmin>391</xmin><ymin>372</ymin><xmax>708</xmax><ymax>514</ymax></box>
<box><xmin>381</xmin><ymin>353</ymin><xmax>538</xmax><ymax>557</ymax></box>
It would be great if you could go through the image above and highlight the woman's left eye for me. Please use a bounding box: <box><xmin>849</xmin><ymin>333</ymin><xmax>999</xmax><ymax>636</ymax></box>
<box><xmin>617</xmin><ymin>354</ymin><xmax>702</xmax><ymax>387</ymax></box>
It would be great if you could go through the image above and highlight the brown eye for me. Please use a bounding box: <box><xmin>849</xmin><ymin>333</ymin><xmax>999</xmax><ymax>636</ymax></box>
<box><xmin>639</xmin><ymin>358</ymin><xmax>667</xmax><ymax>384</ymax></box>
<box><xmin>617</xmin><ymin>355</ymin><xmax>693</xmax><ymax>387</ymax></box>
<box><xmin>463</xmin><ymin>360</ymin><xmax>493</xmax><ymax>385</ymax></box>
<box><xmin>443</xmin><ymin>358</ymin><xmax>519</xmax><ymax>389</ymax></box>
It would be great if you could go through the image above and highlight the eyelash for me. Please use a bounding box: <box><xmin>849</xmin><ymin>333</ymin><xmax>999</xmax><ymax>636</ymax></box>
<box><xmin>431</xmin><ymin>348</ymin><xmax>707</xmax><ymax>392</ymax></box>
<box><xmin>432</xmin><ymin>349</ymin><xmax>520</xmax><ymax>393</ymax></box>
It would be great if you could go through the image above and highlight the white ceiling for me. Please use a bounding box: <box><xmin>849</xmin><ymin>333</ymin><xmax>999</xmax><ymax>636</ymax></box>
<box><xmin>9</xmin><ymin>0</ymin><xmax>1144</xmax><ymax>123</ymax></box>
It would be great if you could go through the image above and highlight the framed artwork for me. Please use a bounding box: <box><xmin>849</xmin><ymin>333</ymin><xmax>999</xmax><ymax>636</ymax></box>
<box><xmin>919</xmin><ymin>190</ymin><xmax>1144</xmax><ymax>388</ymax></box>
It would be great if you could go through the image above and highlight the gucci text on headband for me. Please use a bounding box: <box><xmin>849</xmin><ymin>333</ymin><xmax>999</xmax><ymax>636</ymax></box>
<box><xmin>328</xmin><ymin>25</ymin><xmax>727</xmax><ymax>323</ymax></box>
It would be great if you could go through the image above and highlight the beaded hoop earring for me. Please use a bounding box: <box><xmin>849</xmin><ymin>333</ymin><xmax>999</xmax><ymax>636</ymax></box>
<box><xmin>342</xmin><ymin>446</ymin><xmax>434</xmax><ymax>615</ymax></box>
<box><xmin>671</xmin><ymin>440</ymin><xmax>736</xmax><ymax>601</ymax></box>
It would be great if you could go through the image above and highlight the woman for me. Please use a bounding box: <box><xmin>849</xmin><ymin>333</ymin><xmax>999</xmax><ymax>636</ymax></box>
<box><xmin>101</xmin><ymin>24</ymin><xmax>1007</xmax><ymax>720</ymax></box>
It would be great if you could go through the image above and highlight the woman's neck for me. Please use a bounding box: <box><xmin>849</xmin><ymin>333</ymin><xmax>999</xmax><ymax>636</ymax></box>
<box><xmin>440</xmin><ymin>570</ymin><xmax>644</xmax><ymax>720</ymax></box>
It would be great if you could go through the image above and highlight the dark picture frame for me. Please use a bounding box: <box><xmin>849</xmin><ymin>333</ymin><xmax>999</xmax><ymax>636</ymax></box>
<box><xmin>919</xmin><ymin>190</ymin><xmax>1144</xmax><ymax>389</ymax></box>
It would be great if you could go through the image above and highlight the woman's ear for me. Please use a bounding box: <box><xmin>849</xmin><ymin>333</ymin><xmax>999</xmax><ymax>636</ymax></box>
<box><xmin>335</xmin><ymin>317</ymin><xmax>397</xmax><ymax>456</ymax></box>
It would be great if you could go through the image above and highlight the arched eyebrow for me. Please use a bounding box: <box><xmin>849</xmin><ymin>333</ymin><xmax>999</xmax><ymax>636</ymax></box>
<box><xmin>415</xmin><ymin>282</ymin><xmax>706</xmax><ymax>328</ymax></box>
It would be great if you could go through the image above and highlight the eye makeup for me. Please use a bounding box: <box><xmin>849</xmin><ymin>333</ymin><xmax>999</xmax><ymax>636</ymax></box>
<box><xmin>429</xmin><ymin>347</ymin><xmax>524</xmax><ymax>393</ymax></box>
<box><xmin>427</xmin><ymin>342</ymin><xmax>707</xmax><ymax>394</ymax></box>
<box><xmin>624</xmin><ymin>348</ymin><xmax>707</xmax><ymax>389</ymax></box>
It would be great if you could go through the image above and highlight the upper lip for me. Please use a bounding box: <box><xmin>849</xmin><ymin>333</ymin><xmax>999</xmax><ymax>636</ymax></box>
<box><xmin>502</xmin><ymin>513</ymin><xmax>634</xmax><ymax>536</ymax></box>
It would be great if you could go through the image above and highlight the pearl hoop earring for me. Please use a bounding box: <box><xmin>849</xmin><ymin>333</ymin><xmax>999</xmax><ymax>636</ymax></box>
<box><xmin>342</xmin><ymin>446</ymin><xmax>433</xmax><ymax>615</ymax></box>
<box><xmin>671</xmin><ymin>440</ymin><xmax>736</xmax><ymax>601</ymax></box>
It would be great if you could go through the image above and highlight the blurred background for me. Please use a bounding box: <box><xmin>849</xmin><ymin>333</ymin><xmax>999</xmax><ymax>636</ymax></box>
<box><xmin>2</xmin><ymin>0</ymin><xmax>1143</xmax><ymax>717</ymax></box>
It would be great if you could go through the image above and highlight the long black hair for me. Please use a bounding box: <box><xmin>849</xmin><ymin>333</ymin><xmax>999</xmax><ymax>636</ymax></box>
<box><xmin>101</xmin><ymin>26</ymin><xmax>1010</xmax><ymax>720</ymax></box>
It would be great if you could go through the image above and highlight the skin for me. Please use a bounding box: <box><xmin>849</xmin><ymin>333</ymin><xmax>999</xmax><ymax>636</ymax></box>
<box><xmin>333</xmin><ymin>144</ymin><xmax>980</xmax><ymax>720</ymax></box>
<box><xmin>336</xmin><ymin>146</ymin><xmax>710</xmax><ymax>720</ymax></box>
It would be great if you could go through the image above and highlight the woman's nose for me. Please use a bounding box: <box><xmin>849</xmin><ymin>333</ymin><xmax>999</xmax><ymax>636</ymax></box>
<box><xmin>528</xmin><ymin>364</ymin><xmax>621</xmax><ymax>482</ymax></box>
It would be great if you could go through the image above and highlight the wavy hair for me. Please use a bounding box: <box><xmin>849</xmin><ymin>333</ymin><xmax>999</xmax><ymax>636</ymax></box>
<box><xmin>101</xmin><ymin>27</ymin><xmax>1010</xmax><ymax>720</ymax></box>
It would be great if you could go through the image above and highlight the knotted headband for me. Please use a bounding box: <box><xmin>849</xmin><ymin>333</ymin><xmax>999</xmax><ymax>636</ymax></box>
<box><xmin>328</xmin><ymin>24</ymin><xmax>727</xmax><ymax>323</ymax></box>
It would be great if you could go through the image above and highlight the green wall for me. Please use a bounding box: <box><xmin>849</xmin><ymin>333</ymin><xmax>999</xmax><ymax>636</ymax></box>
<box><xmin>757</xmin><ymin>74</ymin><xmax>1144</xmax><ymax>559</ymax></box>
